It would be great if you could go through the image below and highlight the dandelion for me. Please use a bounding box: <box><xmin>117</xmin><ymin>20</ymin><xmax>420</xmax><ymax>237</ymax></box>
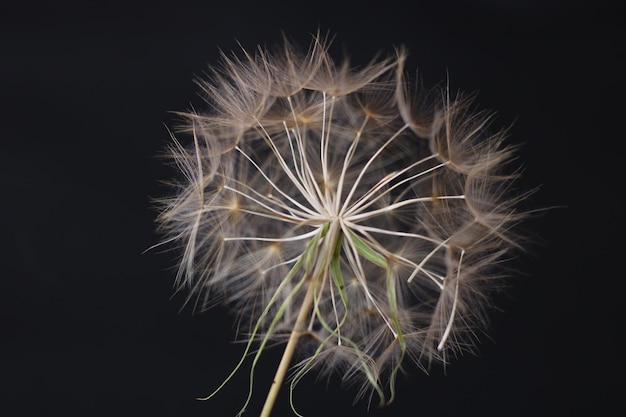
<box><xmin>156</xmin><ymin>33</ymin><xmax>528</xmax><ymax>416</ymax></box>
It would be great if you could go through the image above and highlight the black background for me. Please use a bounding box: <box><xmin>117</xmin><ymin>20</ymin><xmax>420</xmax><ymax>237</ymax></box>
<box><xmin>1</xmin><ymin>1</ymin><xmax>623</xmax><ymax>416</ymax></box>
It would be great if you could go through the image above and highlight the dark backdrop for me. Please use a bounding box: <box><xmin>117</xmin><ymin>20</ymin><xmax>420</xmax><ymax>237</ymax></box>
<box><xmin>1</xmin><ymin>1</ymin><xmax>622</xmax><ymax>416</ymax></box>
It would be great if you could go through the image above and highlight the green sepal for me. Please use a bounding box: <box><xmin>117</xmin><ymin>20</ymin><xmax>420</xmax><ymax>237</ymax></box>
<box><xmin>346</xmin><ymin>229</ymin><xmax>388</xmax><ymax>269</ymax></box>
<box><xmin>329</xmin><ymin>232</ymin><xmax>349</xmax><ymax>310</ymax></box>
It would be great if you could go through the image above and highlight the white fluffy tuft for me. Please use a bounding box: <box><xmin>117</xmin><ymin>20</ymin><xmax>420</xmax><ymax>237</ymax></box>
<box><xmin>157</xmin><ymin>33</ymin><xmax>529</xmax><ymax>411</ymax></box>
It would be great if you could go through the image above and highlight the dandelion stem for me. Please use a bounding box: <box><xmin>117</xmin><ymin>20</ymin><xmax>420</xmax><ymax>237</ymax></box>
<box><xmin>260</xmin><ymin>277</ymin><xmax>317</xmax><ymax>417</ymax></box>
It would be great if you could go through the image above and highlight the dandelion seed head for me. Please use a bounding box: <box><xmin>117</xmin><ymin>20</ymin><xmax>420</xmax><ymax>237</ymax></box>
<box><xmin>157</xmin><ymin>33</ymin><xmax>529</xmax><ymax>408</ymax></box>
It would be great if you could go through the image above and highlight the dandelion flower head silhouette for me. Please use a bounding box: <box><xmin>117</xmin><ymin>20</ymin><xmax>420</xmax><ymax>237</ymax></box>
<box><xmin>156</xmin><ymin>34</ymin><xmax>529</xmax><ymax>416</ymax></box>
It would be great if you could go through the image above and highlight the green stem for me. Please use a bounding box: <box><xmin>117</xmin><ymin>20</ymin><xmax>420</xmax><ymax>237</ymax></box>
<box><xmin>259</xmin><ymin>279</ymin><xmax>317</xmax><ymax>417</ymax></box>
